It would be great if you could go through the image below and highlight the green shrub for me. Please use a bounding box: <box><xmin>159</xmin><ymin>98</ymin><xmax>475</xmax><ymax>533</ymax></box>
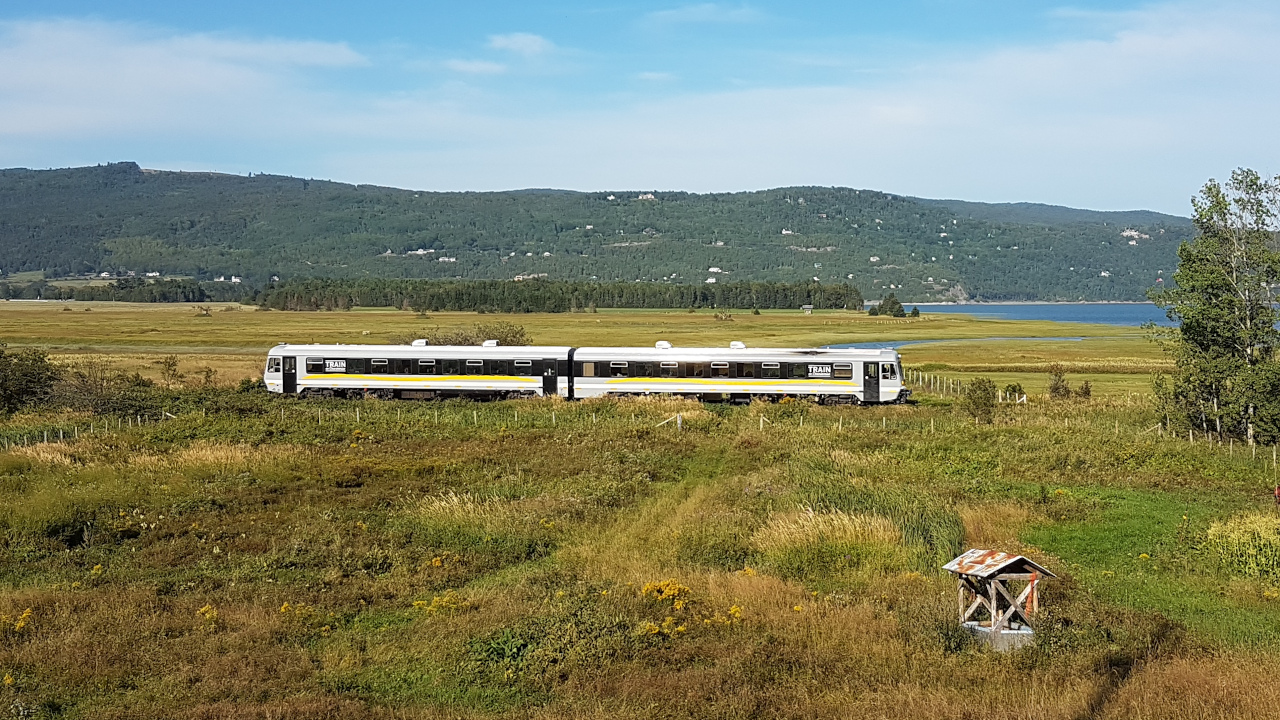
<box><xmin>960</xmin><ymin>376</ymin><xmax>997</xmax><ymax>423</ymax></box>
<box><xmin>0</xmin><ymin>345</ymin><xmax>61</xmax><ymax>414</ymax></box>
<box><xmin>465</xmin><ymin>603</ymin><xmax>640</xmax><ymax>690</ymax></box>
<box><xmin>1207</xmin><ymin>513</ymin><xmax>1280</xmax><ymax>578</ymax></box>
<box><xmin>52</xmin><ymin>359</ymin><xmax>162</xmax><ymax>416</ymax></box>
<box><xmin>1047</xmin><ymin>363</ymin><xmax>1072</xmax><ymax>400</ymax></box>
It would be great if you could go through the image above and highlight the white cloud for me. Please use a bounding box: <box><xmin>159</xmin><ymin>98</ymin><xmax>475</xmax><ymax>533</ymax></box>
<box><xmin>486</xmin><ymin>32</ymin><xmax>553</xmax><ymax>57</ymax></box>
<box><xmin>645</xmin><ymin>4</ymin><xmax>764</xmax><ymax>25</ymax></box>
<box><xmin>3</xmin><ymin>5</ymin><xmax>1279</xmax><ymax>215</ymax></box>
<box><xmin>635</xmin><ymin>71</ymin><xmax>676</xmax><ymax>81</ymax></box>
<box><xmin>444</xmin><ymin>59</ymin><xmax>506</xmax><ymax>74</ymax></box>
<box><xmin>0</xmin><ymin>19</ymin><xmax>364</xmax><ymax>139</ymax></box>
<box><xmin>323</xmin><ymin>2</ymin><xmax>1280</xmax><ymax>214</ymax></box>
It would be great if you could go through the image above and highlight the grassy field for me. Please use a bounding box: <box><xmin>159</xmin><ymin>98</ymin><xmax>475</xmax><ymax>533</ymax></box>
<box><xmin>1</xmin><ymin>303</ymin><xmax>1277</xmax><ymax>719</ymax></box>
<box><xmin>0</xmin><ymin>301</ymin><xmax>1160</xmax><ymax>394</ymax></box>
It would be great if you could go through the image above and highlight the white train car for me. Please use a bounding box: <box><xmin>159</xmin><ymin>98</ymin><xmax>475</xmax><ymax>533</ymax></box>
<box><xmin>263</xmin><ymin>339</ymin><xmax>909</xmax><ymax>405</ymax></box>
<box><xmin>264</xmin><ymin>341</ymin><xmax>573</xmax><ymax>400</ymax></box>
<box><xmin>571</xmin><ymin>342</ymin><xmax>907</xmax><ymax>404</ymax></box>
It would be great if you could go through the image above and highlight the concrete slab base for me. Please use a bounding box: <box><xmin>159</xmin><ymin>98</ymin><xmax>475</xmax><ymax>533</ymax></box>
<box><xmin>962</xmin><ymin>622</ymin><xmax>1034</xmax><ymax>651</ymax></box>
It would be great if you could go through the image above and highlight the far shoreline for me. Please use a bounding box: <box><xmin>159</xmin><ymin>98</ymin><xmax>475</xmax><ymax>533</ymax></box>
<box><xmin>908</xmin><ymin>300</ymin><xmax>1157</xmax><ymax>306</ymax></box>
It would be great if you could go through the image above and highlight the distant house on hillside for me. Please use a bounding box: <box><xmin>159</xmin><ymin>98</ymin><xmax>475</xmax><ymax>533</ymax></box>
<box><xmin>637</xmin><ymin>193</ymin><xmax>655</xmax><ymax>200</ymax></box>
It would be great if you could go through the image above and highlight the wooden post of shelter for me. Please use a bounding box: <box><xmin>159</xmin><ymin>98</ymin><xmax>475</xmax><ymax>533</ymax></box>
<box><xmin>943</xmin><ymin>549</ymin><xmax>1056</xmax><ymax>651</ymax></box>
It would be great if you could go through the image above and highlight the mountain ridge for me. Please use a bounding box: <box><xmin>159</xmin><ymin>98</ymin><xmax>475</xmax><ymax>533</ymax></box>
<box><xmin>0</xmin><ymin>162</ymin><xmax>1193</xmax><ymax>301</ymax></box>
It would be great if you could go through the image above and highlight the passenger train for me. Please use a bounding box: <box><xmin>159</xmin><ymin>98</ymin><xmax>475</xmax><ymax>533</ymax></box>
<box><xmin>263</xmin><ymin>340</ymin><xmax>909</xmax><ymax>405</ymax></box>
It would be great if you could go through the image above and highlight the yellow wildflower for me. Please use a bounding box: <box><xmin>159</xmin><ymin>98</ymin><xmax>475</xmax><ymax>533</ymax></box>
<box><xmin>792</xmin><ymin>605</ymin><xmax>803</xmax><ymax>612</ymax></box>
<box><xmin>641</xmin><ymin>579</ymin><xmax>690</xmax><ymax>603</ymax></box>
<box><xmin>3</xmin><ymin>673</ymin><xmax>12</xmax><ymax>687</ymax></box>
<box><xmin>280</xmin><ymin>602</ymin><xmax>292</xmax><ymax>613</ymax></box>
<box><xmin>91</xmin><ymin>564</ymin><xmax>103</xmax><ymax>576</ymax></box>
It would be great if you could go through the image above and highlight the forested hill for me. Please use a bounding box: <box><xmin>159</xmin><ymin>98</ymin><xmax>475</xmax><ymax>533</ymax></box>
<box><xmin>0</xmin><ymin>162</ymin><xmax>1193</xmax><ymax>301</ymax></box>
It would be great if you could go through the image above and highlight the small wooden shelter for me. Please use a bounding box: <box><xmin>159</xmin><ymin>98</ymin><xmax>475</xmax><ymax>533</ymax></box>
<box><xmin>943</xmin><ymin>549</ymin><xmax>1056</xmax><ymax>650</ymax></box>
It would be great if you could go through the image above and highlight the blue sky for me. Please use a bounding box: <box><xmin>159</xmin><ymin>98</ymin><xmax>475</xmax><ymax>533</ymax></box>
<box><xmin>2</xmin><ymin>1</ymin><xmax>1277</xmax><ymax>214</ymax></box>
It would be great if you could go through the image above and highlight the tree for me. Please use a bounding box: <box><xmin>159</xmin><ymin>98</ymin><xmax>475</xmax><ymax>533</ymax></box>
<box><xmin>960</xmin><ymin>377</ymin><xmax>997</xmax><ymax>423</ymax></box>
<box><xmin>158</xmin><ymin>354</ymin><xmax>184</xmax><ymax>389</ymax></box>
<box><xmin>879</xmin><ymin>293</ymin><xmax>906</xmax><ymax>318</ymax></box>
<box><xmin>1047</xmin><ymin>363</ymin><xmax>1072</xmax><ymax>400</ymax></box>
<box><xmin>1149</xmin><ymin>169</ymin><xmax>1280</xmax><ymax>443</ymax></box>
<box><xmin>0</xmin><ymin>345</ymin><xmax>61</xmax><ymax>414</ymax></box>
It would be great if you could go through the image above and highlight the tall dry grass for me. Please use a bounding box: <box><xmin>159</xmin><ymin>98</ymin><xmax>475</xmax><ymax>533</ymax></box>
<box><xmin>751</xmin><ymin>507</ymin><xmax>901</xmax><ymax>552</ymax></box>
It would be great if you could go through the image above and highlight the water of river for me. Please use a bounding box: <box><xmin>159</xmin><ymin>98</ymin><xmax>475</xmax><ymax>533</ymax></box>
<box><xmin>910</xmin><ymin>302</ymin><xmax>1172</xmax><ymax>326</ymax></box>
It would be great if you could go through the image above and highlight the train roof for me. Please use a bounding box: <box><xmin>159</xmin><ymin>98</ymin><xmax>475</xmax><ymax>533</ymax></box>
<box><xmin>268</xmin><ymin>343</ymin><xmax>900</xmax><ymax>361</ymax></box>
<box><xmin>573</xmin><ymin>345</ymin><xmax>900</xmax><ymax>361</ymax></box>
<box><xmin>269</xmin><ymin>344</ymin><xmax>573</xmax><ymax>359</ymax></box>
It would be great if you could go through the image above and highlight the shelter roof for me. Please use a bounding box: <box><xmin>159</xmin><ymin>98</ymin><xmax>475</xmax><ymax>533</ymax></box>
<box><xmin>943</xmin><ymin>549</ymin><xmax>1056</xmax><ymax>579</ymax></box>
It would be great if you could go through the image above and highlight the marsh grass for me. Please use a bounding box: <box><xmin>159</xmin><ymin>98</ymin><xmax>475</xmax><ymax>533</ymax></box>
<box><xmin>2</xmin><ymin>332</ymin><xmax>1280</xmax><ymax>716</ymax></box>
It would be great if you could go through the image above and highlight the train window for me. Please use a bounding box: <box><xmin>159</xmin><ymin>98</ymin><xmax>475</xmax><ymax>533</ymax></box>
<box><xmin>833</xmin><ymin>363</ymin><xmax>853</xmax><ymax>379</ymax></box>
<box><xmin>345</xmin><ymin>358</ymin><xmax>365</xmax><ymax>374</ymax></box>
<box><xmin>882</xmin><ymin>363</ymin><xmax>897</xmax><ymax>380</ymax></box>
<box><xmin>660</xmin><ymin>361</ymin><xmax>679</xmax><ymax>378</ymax></box>
<box><xmin>465</xmin><ymin>359</ymin><xmax>484</xmax><ymax>375</ymax></box>
<box><xmin>370</xmin><ymin>359</ymin><xmax>390</xmax><ymax>374</ymax></box>
<box><xmin>610</xmin><ymin>361</ymin><xmax>629</xmax><ymax>378</ymax></box>
<box><xmin>393</xmin><ymin>358</ymin><xmax>413</xmax><ymax>374</ymax></box>
<box><xmin>267</xmin><ymin>357</ymin><xmax>282</xmax><ymax>373</ymax></box>
<box><xmin>710</xmin><ymin>361</ymin><xmax>729</xmax><ymax>377</ymax></box>
<box><xmin>305</xmin><ymin>358</ymin><xmax>324</xmax><ymax>374</ymax></box>
<box><xmin>736</xmin><ymin>363</ymin><xmax>754</xmax><ymax>378</ymax></box>
<box><xmin>688</xmin><ymin>363</ymin><xmax>706</xmax><ymax>378</ymax></box>
<box><xmin>514</xmin><ymin>360</ymin><xmax>533</xmax><ymax>376</ymax></box>
<box><xmin>418</xmin><ymin>359</ymin><xmax>436</xmax><ymax>375</ymax></box>
<box><xmin>789</xmin><ymin>363</ymin><xmax>808</xmax><ymax>379</ymax></box>
<box><xmin>762</xmin><ymin>362</ymin><xmax>781</xmax><ymax>379</ymax></box>
<box><xmin>580</xmin><ymin>362</ymin><xmax>597</xmax><ymax>377</ymax></box>
<box><xmin>489</xmin><ymin>360</ymin><xmax>510</xmax><ymax>375</ymax></box>
<box><xmin>629</xmin><ymin>361</ymin><xmax>652</xmax><ymax>377</ymax></box>
<box><xmin>441</xmin><ymin>359</ymin><xmax>460</xmax><ymax>374</ymax></box>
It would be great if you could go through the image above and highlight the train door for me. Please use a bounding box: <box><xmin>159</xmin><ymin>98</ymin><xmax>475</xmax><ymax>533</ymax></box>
<box><xmin>542</xmin><ymin>360</ymin><xmax>557</xmax><ymax>397</ymax></box>
<box><xmin>282</xmin><ymin>356</ymin><xmax>297</xmax><ymax>394</ymax></box>
<box><xmin>862</xmin><ymin>362</ymin><xmax>879</xmax><ymax>404</ymax></box>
